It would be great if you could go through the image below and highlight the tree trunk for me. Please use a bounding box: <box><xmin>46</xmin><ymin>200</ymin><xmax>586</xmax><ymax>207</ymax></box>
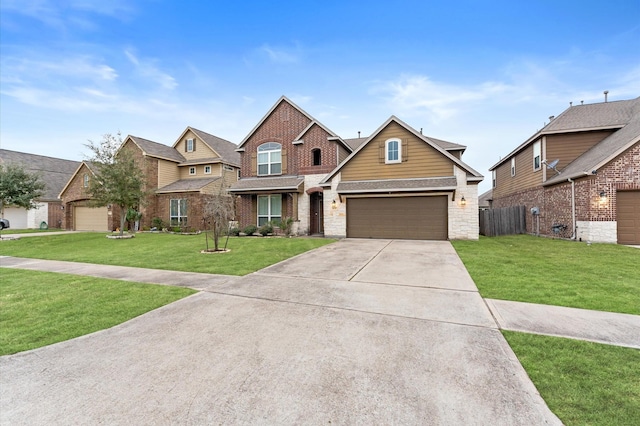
<box><xmin>119</xmin><ymin>206</ymin><xmax>126</xmax><ymax>236</ymax></box>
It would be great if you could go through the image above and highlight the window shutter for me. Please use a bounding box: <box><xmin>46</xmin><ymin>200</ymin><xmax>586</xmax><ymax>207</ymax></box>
<box><xmin>193</xmin><ymin>139</ymin><xmax>196</xmax><ymax>151</ymax></box>
<box><xmin>251</xmin><ymin>152</ymin><xmax>257</xmax><ymax>175</ymax></box>
<box><xmin>185</xmin><ymin>140</ymin><xmax>187</xmax><ymax>152</ymax></box>
<box><xmin>281</xmin><ymin>149</ymin><xmax>287</xmax><ymax>174</ymax></box>
<box><xmin>402</xmin><ymin>140</ymin><xmax>408</xmax><ymax>162</ymax></box>
<box><xmin>379</xmin><ymin>141</ymin><xmax>385</xmax><ymax>163</ymax></box>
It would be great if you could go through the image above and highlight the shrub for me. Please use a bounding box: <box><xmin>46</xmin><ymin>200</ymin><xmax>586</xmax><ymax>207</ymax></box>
<box><xmin>151</xmin><ymin>217</ymin><xmax>164</xmax><ymax>229</ymax></box>
<box><xmin>258</xmin><ymin>222</ymin><xmax>273</xmax><ymax>236</ymax></box>
<box><xmin>243</xmin><ymin>225</ymin><xmax>258</xmax><ymax>235</ymax></box>
<box><xmin>227</xmin><ymin>227</ymin><xmax>240</xmax><ymax>236</ymax></box>
<box><xmin>278</xmin><ymin>217</ymin><xmax>294</xmax><ymax>237</ymax></box>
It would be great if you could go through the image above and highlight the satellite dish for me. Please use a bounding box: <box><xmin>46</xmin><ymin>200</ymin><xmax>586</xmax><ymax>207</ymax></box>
<box><xmin>546</xmin><ymin>159</ymin><xmax>559</xmax><ymax>169</ymax></box>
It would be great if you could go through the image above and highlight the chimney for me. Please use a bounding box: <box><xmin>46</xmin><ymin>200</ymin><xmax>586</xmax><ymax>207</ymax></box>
<box><xmin>604</xmin><ymin>90</ymin><xmax>609</xmax><ymax>102</ymax></box>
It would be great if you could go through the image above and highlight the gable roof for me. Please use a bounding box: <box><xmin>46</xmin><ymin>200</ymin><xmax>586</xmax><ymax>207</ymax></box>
<box><xmin>189</xmin><ymin>127</ymin><xmax>241</xmax><ymax>166</ymax></box>
<box><xmin>127</xmin><ymin>136</ymin><xmax>185</xmax><ymax>163</ymax></box>
<box><xmin>320</xmin><ymin>116</ymin><xmax>483</xmax><ymax>184</ymax></box>
<box><xmin>236</xmin><ymin>96</ymin><xmax>348</xmax><ymax>152</ymax></box>
<box><xmin>58</xmin><ymin>161</ymin><xmax>97</xmax><ymax>199</ymax></box>
<box><xmin>0</xmin><ymin>149</ymin><xmax>81</xmax><ymax>201</ymax></box>
<box><xmin>490</xmin><ymin>97</ymin><xmax>640</xmax><ymax>171</ymax></box>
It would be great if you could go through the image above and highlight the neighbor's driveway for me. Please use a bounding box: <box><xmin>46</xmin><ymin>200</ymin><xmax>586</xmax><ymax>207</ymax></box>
<box><xmin>0</xmin><ymin>239</ymin><xmax>560</xmax><ymax>425</ymax></box>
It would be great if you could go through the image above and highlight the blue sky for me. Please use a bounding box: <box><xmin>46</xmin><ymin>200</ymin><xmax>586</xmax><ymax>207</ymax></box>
<box><xmin>1</xmin><ymin>0</ymin><xmax>639</xmax><ymax>193</ymax></box>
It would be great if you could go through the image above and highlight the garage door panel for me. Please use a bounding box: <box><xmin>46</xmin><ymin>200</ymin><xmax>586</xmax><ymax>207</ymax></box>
<box><xmin>617</xmin><ymin>191</ymin><xmax>640</xmax><ymax>245</ymax></box>
<box><xmin>75</xmin><ymin>206</ymin><xmax>108</xmax><ymax>231</ymax></box>
<box><xmin>347</xmin><ymin>196</ymin><xmax>448</xmax><ymax>240</ymax></box>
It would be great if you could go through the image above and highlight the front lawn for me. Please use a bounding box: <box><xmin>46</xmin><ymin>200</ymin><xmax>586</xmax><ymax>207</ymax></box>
<box><xmin>0</xmin><ymin>269</ymin><xmax>196</xmax><ymax>355</ymax></box>
<box><xmin>0</xmin><ymin>233</ymin><xmax>336</xmax><ymax>276</ymax></box>
<box><xmin>504</xmin><ymin>331</ymin><xmax>640</xmax><ymax>426</ymax></box>
<box><xmin>452</xmin><ymin>235</ymin><xmax>640</xmax><ymax>315</ymax></box>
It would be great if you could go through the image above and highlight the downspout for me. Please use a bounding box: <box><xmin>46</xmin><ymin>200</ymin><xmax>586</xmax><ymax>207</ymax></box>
<box><xmin>568</xmin><ymin>178</ymin><xmax>576</xmax><ymax>239</ymax></box>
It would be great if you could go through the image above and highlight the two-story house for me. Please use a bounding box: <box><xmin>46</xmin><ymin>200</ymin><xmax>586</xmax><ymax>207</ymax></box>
<box><xmin>489</xmin><ymin>96</ymin><xmax>640</xmax><ymax>244</ymax></box>
<box><xmin>231</xmin><ymin>97</ymin><xmax>483</xmax><ymax>240</ymax></box>
<box><xmin>59</xmin><ymin>127</ymin><xmax>240</xmax><ymax>231</ymax></box>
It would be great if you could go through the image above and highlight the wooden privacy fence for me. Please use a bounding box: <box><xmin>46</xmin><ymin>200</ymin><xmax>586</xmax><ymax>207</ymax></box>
<box><xmin>479</xmin><ymin>206</ymin><xmax>526</xmax><ymax>236</ymax></box>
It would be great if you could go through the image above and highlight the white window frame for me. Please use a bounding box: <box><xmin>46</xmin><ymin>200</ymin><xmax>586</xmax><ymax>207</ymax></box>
<box><xmin>186</xmin><ymin>138</ymin><xmax>194</xmax><ymax>152</ymax></box>
<box><xmin>257</xmin><ymin>194</ymin><xmax>281</xmax><ymax>226</ymax></box>
<box><xmin>511</xmin><ymin>158</ymin><xmax>516</xmax><ymax>177</ymax></box>
<box><xmin>533</xmin><ymin>140</ymin><xmax>541</xmax><ymax>171</ymax></box>
<box><xmin>385</xmin><ymin>138</ymin><xmax>401</xmax><ymax>164</ymax></box>
<box><xmin>492</xmin><ymin>170</ymin><xmax>496</xmax><ymax>188</ymax></box>
<box><xmin>257</xmin><ymin>142</ymin><xmax>282</xmax><ymax>176</ymax></box>
<box><xmin>170</xmin><ymin>199</ymin><xmax>187</xmax><ymax>227</ymax></box>
<box><xmin>204</xmin><ymin>165</ymin><xmax>212</xmax><ymax>174</ymax></box>
<box><xmin>189</xmin><ymin>167</ymin><xmax>196</xmax><ymax>175</ymax></box>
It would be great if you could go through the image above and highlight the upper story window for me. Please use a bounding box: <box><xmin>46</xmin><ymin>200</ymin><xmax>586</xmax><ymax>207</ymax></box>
<box><xmin>511</xmin><ymin>158</ymin><xmax>516</xmax><ymax>177</ymax></box>
<box><xmin>186</xmin><ymin>138</ymin><xmax>195</xmax><ymax>152</ymax></box>
<box><xmin>492</xmin><ymin>170</ymin><xmax>496</xmax><ymax>188</ymax></box>
<box><xmin>533</xmin><ymin>140</ymin><xmax>541</xmax><ymax>170</ymax></box>
<box><xmin>204</xmin><ymin>165</ymin><xmax>211</xmax><ymax>174</ymax></box>
<box><xmin>189</xmin><ymin>167</ymin><xmax>196</xmax><ymax>175</ymax></box>
<box><xmin>312</xmin><ymin>148</ymin><xmax>321</xmax><ymax>166</ymax></box>
<box><xmin>83</xmin><ymin>174</ymin><xmax>89</xmax><ymax>187</ymax></box>
<box><xmin>258</xmin><ymin>142</ymin><xmax>282</xmax><ymax>176</ymax></box>
<box><xmin>385</xmin><ymin>138</ymin><xmax>401</xmax><ymax>164</ymax></box>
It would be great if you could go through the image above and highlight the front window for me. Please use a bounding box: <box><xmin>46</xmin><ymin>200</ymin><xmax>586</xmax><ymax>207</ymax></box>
<box><xmin>170</xmin><ymin>199</ymin><xmax>187</xmax><ymax>227</ymax></box>
<box><xmin>204</xmin><ymin>165</ymin><xmax>211</xmax><ymax>174</ymax></box>
<box><xmin>258</xmin><ymin>194</ymin><xmax>281</xmax><ymax>226</ymax></box>
<box><xmin>385</xmin><ymin>138</ymin><xmax>401</xmax><ymax>164</ymax></box>
<box><xmin>189</xmin><ymin>167</ymin><xmax>196</xmax><ymax>175</ymax></box>
<box><xmin>533</xmin><ymin>140</ymin><xmax>541</xmax><ymax>170</ymax></box>
<box><xmin>258</xmin><ymin>142</ymin><xmax>282</xmax><ymax>175</ymax></box>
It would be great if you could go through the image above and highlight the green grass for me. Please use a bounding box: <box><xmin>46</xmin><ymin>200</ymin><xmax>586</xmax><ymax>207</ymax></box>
<box><xmin>452</xmin><ymin>235</ymin><xmax>640</xmax><ymax>314</ymax></box>
<box><xmin>0</xmin><ymin>269</ymin><xmax>196</xmax><ymax>355</ymax></box>
<box><xmin>0</xmin><ymin>233</ymin><xmax>336</xmax><ymax>275</ymax></box>
<box><xmin>504</xmin><ymin>331</ymin><xmax>640</xmax><ymax>425</ymax></box>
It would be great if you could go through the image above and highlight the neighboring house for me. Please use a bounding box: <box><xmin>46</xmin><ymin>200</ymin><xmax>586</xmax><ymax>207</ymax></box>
<box><xmin>320</xmin><ymin>116</ymin><xmax>483</xmax><ymax>240</ymax></box>
<box><xmin>478</xmin><ymin>189</ymin><xmax>493</xmax><ymax>210</ymax></box>
<box><xmin>230</xmin><ymin>96</ymin><xmax>483</xmax><ymax>240</ymax></box>
<box><xmin>230</xmin><ymin>96</ymin><xmax>357</xmax><ymax>235</ymax></box>
<box><xmin>489</xmin><ymin>96</ymin><xmax>640</xmax><ymax>244</ymax></box>
<box><xmin>0</xmin><ymin>149</ymin><xmax>80</xmax><ymax>229</ymax></box>
<box><xmin>59</xmin><ymin>127</ymin><xmax>240</xmax><ymax>231</ymax></box>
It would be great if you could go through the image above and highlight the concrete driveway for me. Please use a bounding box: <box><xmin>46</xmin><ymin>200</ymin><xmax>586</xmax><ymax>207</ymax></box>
<box><xmin>0</xmin><ymin>239</ymin><xmax>560</xmax><ymax>425</ymax></box>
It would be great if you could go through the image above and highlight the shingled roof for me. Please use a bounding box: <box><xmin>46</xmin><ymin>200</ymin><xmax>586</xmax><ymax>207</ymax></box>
<box><xmin>129</xmin><ymin>136</ymin><xmax>185</xmax><ymax>163</ymax></box>
<box><xmin>0</xmin><ymin>150</ymin><xmax>80</xmax><ymax>201</ymax></box>
<box><xmin>190</xmin><ymin>127</ymin><xmax>241</xmax><ymax>166</ymax></box>
<box><xmin>156</xmin><ymin>177</ymin><xmax>221</xmax><ymax>193</ymax></box>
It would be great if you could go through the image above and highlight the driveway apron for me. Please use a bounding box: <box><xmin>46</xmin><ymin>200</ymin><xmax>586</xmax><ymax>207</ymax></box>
<box><xmin>0</xmin><ymin>239</ymin><xmax>561</xmax><ymax>425</ymax></box>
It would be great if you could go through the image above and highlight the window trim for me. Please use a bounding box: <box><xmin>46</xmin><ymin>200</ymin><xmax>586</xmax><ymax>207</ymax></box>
<box><xmin>186</xmin><ymin>138</ymin><xmax>194</xmax><ymax>152</ymax></box>
<box><xmin>257</xmin><ymin>142</ymin><xmax>282</xmax><ymax>176</ymax></box>
<box><xmin>533</xmin><ymin>140</ymin><xmax>542</xmax><ymax>171</ymax></box>
<box><xmin>189</xmin><ymin>167</ymin><xmax>196</xmax><ymax>175</ymax></box>
<box><xmin>83</xmin><ymin>174</ymin><xmax>89</xmax><ymax>188</ymax></box>
<box><xmin>257</xmin><ymin>194</ymin><xmax>282</xmax><ymax>226</ymax></box>
<box><xmin>385</xmin><ymin>138</ymin><xmax>401</xmax><ymax>164</ymax></box>
<box><xmin>492</xmin><ymin>170</ymin><xmax>496</xmax><ymax>188</ymax></box>
<box><xmin>511</xmin><ymin>158</ymin><xmax>516</xmax><ymax>177</ymax></box>
<box><xmin>169</xmin><ymin>199</ymin><xmax>188</xmax><ymax>227</ymax></box>
<box><xmin>204</xmin><ymin>165</ymin><xmax>212</xmax><ymax>175</ymax></box>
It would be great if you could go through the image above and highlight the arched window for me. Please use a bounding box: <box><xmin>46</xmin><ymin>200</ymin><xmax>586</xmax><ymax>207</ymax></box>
<box><xmin>257</xmin><ymin>142</ymin><xmax>282</xmax><ymax>175</ymax></box>
<box><xmin>385</xmin><ymin>138</ymin><xmax>401</xmax><ymax>164</ymax></box>
<box><xmin>312</xmin><ymin>148</ymin><xmax>321</xmax><ymax>166</ymax></box>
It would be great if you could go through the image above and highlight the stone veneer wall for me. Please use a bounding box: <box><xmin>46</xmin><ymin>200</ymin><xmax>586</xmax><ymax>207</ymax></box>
<box><xmin>448</xmin><ymin>167</ymin><xmax>479</xmax><ymax>240</ymax></box>
<box><xmin>323</xmin><ymin>173</ymin><xmax>346</xmax><ymax>238</ymax></box>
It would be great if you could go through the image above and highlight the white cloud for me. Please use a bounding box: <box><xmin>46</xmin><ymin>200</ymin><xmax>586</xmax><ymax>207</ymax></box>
<box><xmin>124</xmin><ymin>49</ymin><xmax>178</xmax><ymax>91</ymax></box>
<box><xmin>259</xmin><ymin>44</ymin><xmax>300</xmax><ymax>64</ymax></box>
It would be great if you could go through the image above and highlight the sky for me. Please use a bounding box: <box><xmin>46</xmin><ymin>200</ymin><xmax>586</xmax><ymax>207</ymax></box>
<box><xmin>1</xmin><ymin>0</ymin><xmax>639</xmax><ymax>194</ymax></box>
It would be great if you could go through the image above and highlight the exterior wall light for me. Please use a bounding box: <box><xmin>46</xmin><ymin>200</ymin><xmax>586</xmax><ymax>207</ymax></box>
<box><xmin>460</xmin><ymin>196</ymin><xmax>466</xmax><ymax>206</ymax></box>
<box><xmin>331</xmin><ymin>199</ymin><xmax>337</xmax><ymax>209</ymax></box>
<box><xmin>599</xmin><ymin>190</ymin><xmax>607</xmax><ymax>201</ymax></box>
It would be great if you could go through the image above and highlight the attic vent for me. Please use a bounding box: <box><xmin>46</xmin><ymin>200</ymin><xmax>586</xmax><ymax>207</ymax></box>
<box><xmin>549</xmin><ymin>116</ymin><xmax>555</xmax><ymax>121</ymax></box>
<box><xmin>604</xmin><ymin>90</ymin><xmax>609</xmax><ymax>102</ymax></box>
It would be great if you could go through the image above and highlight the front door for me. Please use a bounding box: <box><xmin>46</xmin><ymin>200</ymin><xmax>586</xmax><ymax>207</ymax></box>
<box><xmin>310</xmin><ymin>192</ymin><xmax>324</xmax><ymax>235</ymax></box>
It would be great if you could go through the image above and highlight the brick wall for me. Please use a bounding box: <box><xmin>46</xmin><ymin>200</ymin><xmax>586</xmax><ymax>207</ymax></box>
<box><xmin>156</xmin><ymin>193</ymin><xmax>206</xmax><ymax>231</ymax></box>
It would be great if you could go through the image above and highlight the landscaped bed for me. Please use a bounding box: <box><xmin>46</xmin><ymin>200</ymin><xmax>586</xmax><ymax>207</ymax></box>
<box><xmin>452</xmin><ymin>235</ymin><xmax>640</xmax><ymax>315</ymax></box>
<box><xmin>0</xmin><ymin>232</ymin><xmax>336</xmax><ymax>276</ymax></box>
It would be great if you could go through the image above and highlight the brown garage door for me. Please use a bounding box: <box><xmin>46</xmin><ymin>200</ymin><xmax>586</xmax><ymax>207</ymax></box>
<box><xmin>347</xmin><ymin>196</ymin><xmax>448</xmax><ymax>240</ymax></box>
<box><xmin>75</xmin><ymin>206</ymin><xmax>108</xmax><ymax>231</ymax></box>
<box><xmin>617</xmin><ymin>190</ymin><xmax>640</xmax><ymax>245</ymax></box>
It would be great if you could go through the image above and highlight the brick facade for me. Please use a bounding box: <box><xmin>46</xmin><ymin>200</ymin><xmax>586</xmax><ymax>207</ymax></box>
<box><xmin>492</xmin><ymin>143</ymin><xmax>639</xmax><ymax>241</ymax></box>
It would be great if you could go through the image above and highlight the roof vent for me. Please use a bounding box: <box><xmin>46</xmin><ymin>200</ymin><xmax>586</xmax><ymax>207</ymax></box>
<box><xmin>570</xmin><ymin>101</ymin><xmax>573</xmax><ymax>106</ymax></box>
<box><xmin>358</xmin><ymin>131</ymin><xmax>361</xmax><ymax>138</ymax></box>
<box><xmin>581</xmin><ymin>100</ymin><xmax>584</xmax><ymax>105</ymax></box>
<box><xmin>549</xmin><ymin>115</ymin><xmax>555</xmax><ymax>121</ymax></box>
<box><xmin>604</xmin><ymin>90</ymin><xmax>609</xmax><ymax>102</ymax></box>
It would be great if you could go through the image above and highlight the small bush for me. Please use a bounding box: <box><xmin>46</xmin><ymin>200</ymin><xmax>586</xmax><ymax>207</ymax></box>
<box><xmin>172</xmin><ymin>227</ymin><xmax>181</xmax><ymax>233</ymax></box>
<box><xmin>151</xmin><ymin>217</ymin><xmax>164</xmax><ymax>229</ymax></box>
<box><xmin>243</xmin><ymin>225</ymin><xmax>258</xmax><ymax>235</ymax></box>
<box><xmin>278</xmin><ymin>217</ymin><xmax>294</xmax><ymax>236</ymax></box>
<box><xmin>227</xmin><ymin>227</ymin><xmax>240</xmax><ymax>236</ymax></box>
<box><xmin>258</xmin><ymin>222</ymin><xmax>273</xmax><ymax>236</ymax></box>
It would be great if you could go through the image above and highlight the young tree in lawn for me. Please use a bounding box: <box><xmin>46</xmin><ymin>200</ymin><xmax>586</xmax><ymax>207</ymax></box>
<box><xmin>0</xmin><ymin>163</ymin><xmax>46</xmax><ymax>231</ymax></box>
<box><xmin>84</xmin><ymin>132</ymin><xmax>146</xmax><ymax>236</ymax></box>
<box><xmin>202</xmin><ymin>188</ymin><xmax>235</xmax><ymax>252</ymax></box>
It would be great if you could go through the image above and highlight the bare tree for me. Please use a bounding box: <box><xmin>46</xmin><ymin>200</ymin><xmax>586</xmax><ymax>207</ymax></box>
<box><xmin>202</xmin><ymin>188</ymin><xmax>235</xmax><ymax>251</ymax></box>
